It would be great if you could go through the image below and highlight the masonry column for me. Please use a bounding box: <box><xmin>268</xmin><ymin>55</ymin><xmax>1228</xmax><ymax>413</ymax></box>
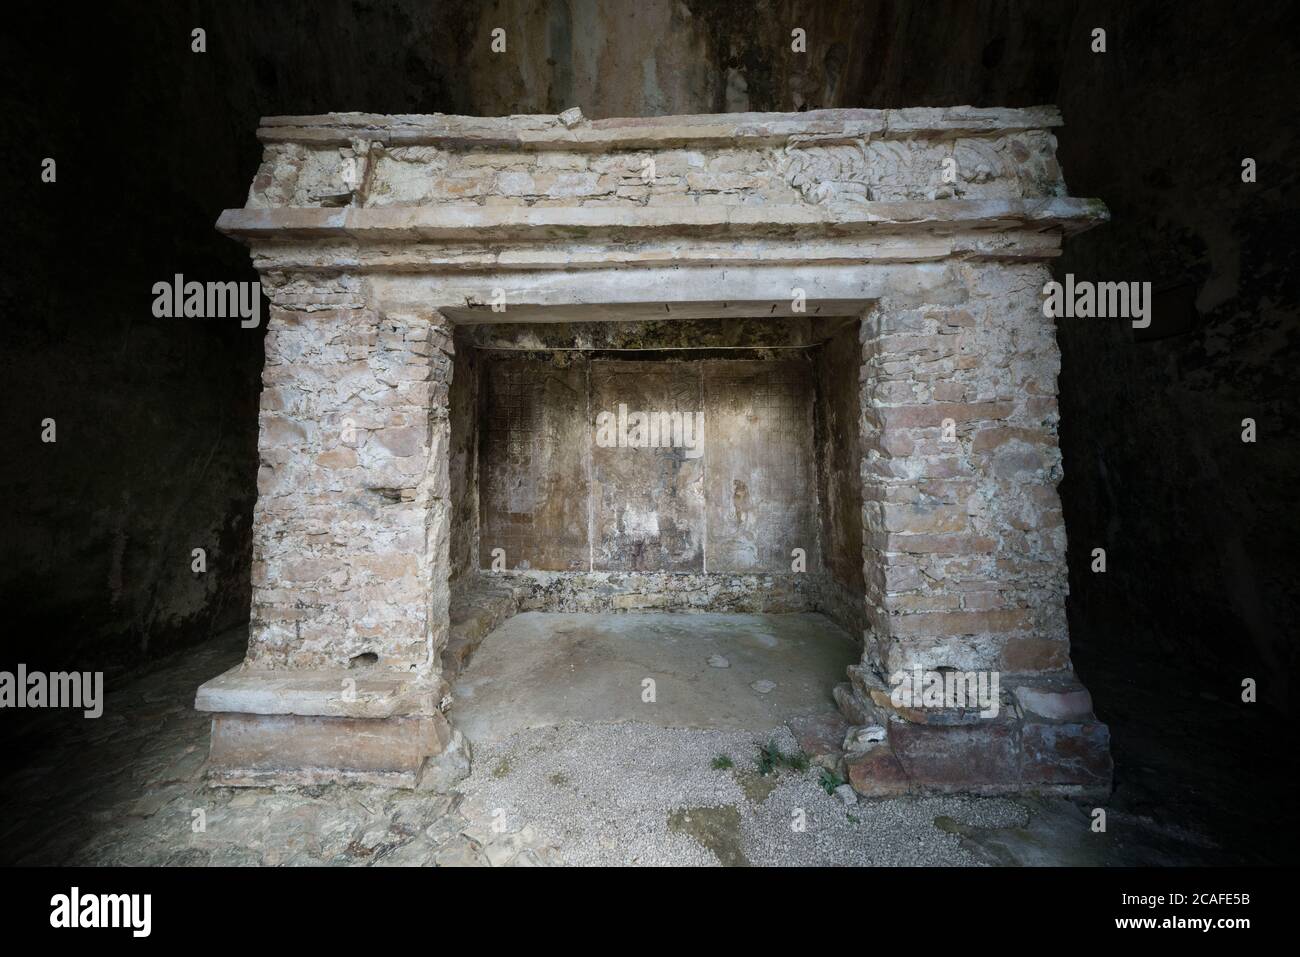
<box><xmin>840</xmin><ymin>263</ymin><xmax>1112</xmax><ymax>798</ymax></box>
<box><xmin>195</xmin><ymin>276</ymin><xmax>457</xmax><ymax>787</ymax></box>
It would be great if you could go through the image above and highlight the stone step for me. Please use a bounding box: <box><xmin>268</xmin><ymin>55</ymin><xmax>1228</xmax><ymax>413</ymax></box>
<box><xmin>442</xmin><ymin>577</ymin><xmax>523</xmax><ymax>679</ymax></box>
<box><xmin>833</xmin><ymin>682</ymin><xmax>882</xmax><ymax>727</ymax></box>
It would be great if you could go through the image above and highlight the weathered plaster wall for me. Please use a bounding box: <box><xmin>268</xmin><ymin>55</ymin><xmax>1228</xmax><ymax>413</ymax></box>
<box><xmin>246</xmin><ymin>117</ymin><xmax>1068</xmax><ymax>213</ymax></box>
<box><xmin>704</xmin><ymin>358</ymin><xmax>820</xmax><ymax>573</ymax></box>
<box><xmin>810</xmin><ymin>322</ymin><xmax>868</xmax><ymax>638</ymax></box>
<box><xmin>448</xmin><ymin>330</ymin><xmax>481</xmax><ymax>580</ymax></box>
<box><xmin>591</xmin><ymin>359</ymin><xmax>703</xmax><ymax>572</ymax></box>
<box><xmin>814</xmin><ymin>322</ymin><xmax>865</xmax><ymax>595</ymax></box>
<box><xmin>478</xmin><ymin>356</ymin><xmax>591</xmax><ymax>571</ymax></box>
<box><xmin>477</xmin><ymin>352</ymin><xmax>820</xmax><ymax>575</ymax></box>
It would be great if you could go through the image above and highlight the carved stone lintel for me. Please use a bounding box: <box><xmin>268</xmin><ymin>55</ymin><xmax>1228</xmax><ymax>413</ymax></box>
<box><xmin>780</xmin><ymin>135</ymin><xmax>874</xmax><ymax>204</ymax></box>
<box><xmin>780</xmin><ymin>130</ymin><xmax>1065</xmax><ymax>204</ymax></box>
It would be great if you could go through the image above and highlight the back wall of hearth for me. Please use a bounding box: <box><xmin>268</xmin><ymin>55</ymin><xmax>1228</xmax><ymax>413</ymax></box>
<box><xmin>474</xmin><ymin>352</ymin><xmax>832</xmax><ymax>576</ymax></box>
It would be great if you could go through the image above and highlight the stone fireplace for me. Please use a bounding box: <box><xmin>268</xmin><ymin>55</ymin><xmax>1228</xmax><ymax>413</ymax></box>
<box><xmin>197</xmin><ymin>106</ymin><xmax>1113</xmax><ymax>797</ymax></box>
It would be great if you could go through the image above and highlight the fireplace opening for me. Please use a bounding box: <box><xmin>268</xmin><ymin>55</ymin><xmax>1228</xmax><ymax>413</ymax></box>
<box><xmin>443</xmin><ymin>316</ymin><xmax>866</xmax><ymax>742</ymax></box>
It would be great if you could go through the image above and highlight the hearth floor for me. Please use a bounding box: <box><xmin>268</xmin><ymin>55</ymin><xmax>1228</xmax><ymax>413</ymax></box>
<box><xmin>450</xmin><ymin>611</ymin><xmax>857</xmax><ymax>745</ymax></box>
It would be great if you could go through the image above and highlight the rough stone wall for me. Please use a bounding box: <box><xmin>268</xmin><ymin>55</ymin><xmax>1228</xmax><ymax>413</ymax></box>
<box><xmin>460</xmin><ymin>316</ymin><xmax>851</xmax><ymax>351</ymax></box>
<box><xmin>250</xmin><ymin>278</ymin><xmax>451</xmax><ymax>672</ymax></box>
<box><xmin>860</xmin><ymin>262</ymin><xmax>1068</xmax><ymax>678</ymax></box>
<box><xmin>512</xmin><ymin>570</ymin><xmax>813</xmax><ymax>614</ymax></box>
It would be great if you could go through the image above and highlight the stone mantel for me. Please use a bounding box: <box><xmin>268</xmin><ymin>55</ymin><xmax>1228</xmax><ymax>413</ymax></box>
<box><xmin>220</xmin><ymin>106</ymin><xmax>1104</xmax><ymax>251</ymax></box>
<box><xmin>199</xmin><ymin>106</ymin><xmax>1114</xmax><ymax>796</ymax></box>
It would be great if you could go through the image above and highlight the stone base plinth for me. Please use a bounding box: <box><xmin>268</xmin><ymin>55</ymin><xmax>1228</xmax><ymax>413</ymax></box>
<box><xmin>836</xmin><ymin>670</ymin><xmax>1113</xmax><ymax>800</ymax></box>
<box><xmin>196</xmin><ymin>667</ymin><xmax>451</xmax><ymax>788</ymax></box>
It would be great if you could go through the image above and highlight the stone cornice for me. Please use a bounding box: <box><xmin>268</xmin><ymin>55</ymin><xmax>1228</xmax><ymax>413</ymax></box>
<box><xmin>256</xmin><ymin>106</ymin><xmax>1065</xmax><ymax>149</ymax></box>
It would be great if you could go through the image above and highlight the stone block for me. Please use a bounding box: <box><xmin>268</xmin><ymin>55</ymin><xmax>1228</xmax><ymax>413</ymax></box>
<box><xmin>845</xmin><ymin>743</ymin><xmax>911</xmax><ymax>798</ymax></box>
<box><xmin>195</xmin><ymin>665</ymin><xmax>446</xmax><ymax>719</ymax></box>
<box><xmin>1020</xmin><ymin>720</ymin><xmax>1113</xmax><ymax>792</ymax></box>
<box><xmin>889</xmin><ymin>720</ymin><xmax>1020</xmax><ymax>792</ymax></box>
<box><xmin>832</xmin><ymin>681</ymin><xmax>879</xmax><ymax>726</ymax></box>
<box><xmin>1013</xmin><ymin>681</ymin><xmax>1094</xmax><ymax>721</ymax></box>
<box><xmin>787</xmin><ymin>711</ymin><xmax>851</xmax><ymax>770</ymax></box>
<box><xmin>206</xmin><ymin>711</ymin><xmax>450</xmax><ymax>788</ymax></box>
<box><xmin>999</xmin><ymin>636</ymin><xmax>1070</xmax><ymax>672</ymax></box>
<box><xmin>875</xmin><ymin>401</ymin><xmax>1014</xmax><ymax>430</ymax></box>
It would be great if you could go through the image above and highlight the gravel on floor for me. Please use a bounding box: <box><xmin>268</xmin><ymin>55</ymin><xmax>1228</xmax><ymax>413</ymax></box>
<box><xmin>457</xmin><ymin>721</ymin><xmax>1031</xmax><ymax>866</ymax></box>
<box><xmin>1</xmin><ymin>627</ymin><xmax>1228</xmax><ymax>867</ymax></box>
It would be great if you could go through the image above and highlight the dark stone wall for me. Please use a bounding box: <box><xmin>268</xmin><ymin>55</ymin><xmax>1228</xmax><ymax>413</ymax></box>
<box><xmin>1052</xmin><ymin>2</ymin><xmax>1300</xmax><ymax>713</ymax></box>
<box><xmin>432</xmin><ymin>0</ymin><xmax>1077</xmax><ymax>116</ymax></box>
<box><xmin>0</xmin><ymin>2</ymin><xmax>462</xmax><ymax>673</ymax></box>
<box><xmin>3</xmin><ymin>2</ymin><xmax>1294</xmax><ymax>715</ymax></box>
